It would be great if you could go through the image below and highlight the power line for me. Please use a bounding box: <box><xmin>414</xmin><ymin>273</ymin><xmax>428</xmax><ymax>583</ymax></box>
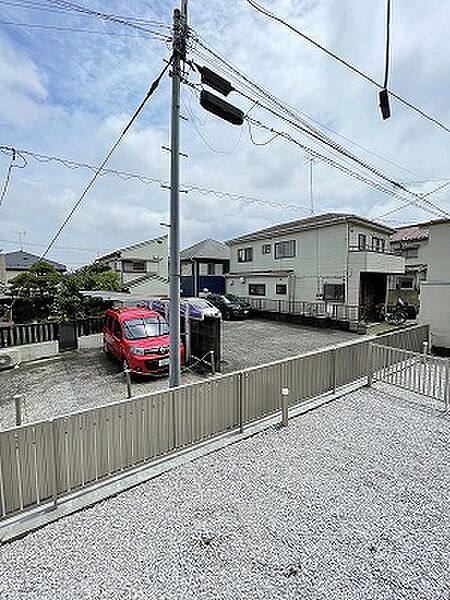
<box><xmin>40</xmin><ymin>55</ymin><xmax>173</xmax><ymax>259</ymax></box>
<box><xmin>245</xmin><ymin>116</ymin><xmax>449</xmax><ymax>219</ymax></box>
<box><xmin>0</xmin><ymin>148</ymin><xmax>27</xmax><ymax>206</ymax></box>
<box><xmin>244</xmin><ymin>0</ymin><xmax>450</xmax><ymax>135</ymax></box>
<box><xmin>376</xmin><ymin>180</ymin><xmax>450</xmax><ymax>219</ymax></box>
<box><xmin>383</xmin><ymin>0</ymin><xmax>392</xmax><ymax>90</ymax></box>
<box><xmin>0</xmin><ymin>145</ymin><xmax>308</xmax><ymax>213</ymax></box>
<box><xmin>0</xmin><ymin>19</ymin><xmax>170</xmax><ymax>40</ymax></box>
<box><xmin>0</xmin><ymin>237</ymin><xmax>113</xmax><ymax>252</ymax></box>
<box><xmin>193</xmin><ymin>39</ymin><xmax>424</xmax><ymax>182</ymax></box>
<box><xmin>189</xmin><ymin>41</ymin><xmax>450</xmax><ymax>218</ymax></box>
<box><xmin>0</xmin><ymin>0</ymin><xmax>171</xmax><ymax>31</ymax></box>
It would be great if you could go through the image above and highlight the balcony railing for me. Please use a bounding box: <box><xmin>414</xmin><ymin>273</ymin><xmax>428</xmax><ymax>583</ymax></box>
<box><xmin>348</xmin><ymin>245</ymin><xmax>397</xmax><ymax>255</ymax></box>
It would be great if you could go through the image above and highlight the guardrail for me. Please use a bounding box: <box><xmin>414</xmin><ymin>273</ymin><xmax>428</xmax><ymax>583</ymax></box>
<box><xmin>240</xmin><ymin>297</ymin><xmax>360</xmax><ymax>322</ymax></box>
<box><xmin>0</xmin><ymin>324</ymin><xmax>429</xmax><ymax>523</ymax></box>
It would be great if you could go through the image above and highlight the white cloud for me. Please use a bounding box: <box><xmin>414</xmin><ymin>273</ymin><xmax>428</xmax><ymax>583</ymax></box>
<box><xmin>0</xmin><ymin>34</ymin><xmax>48</xmax><ymax>127</ymax></box>
<box><xmin>0</xmin><ymin>0</ymin><xmax>449</xmax><ymax>270</ymax></box>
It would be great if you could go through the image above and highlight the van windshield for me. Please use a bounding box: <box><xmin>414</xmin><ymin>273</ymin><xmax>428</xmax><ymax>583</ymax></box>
<box><xmin>123</xmin><ymin>317</ymin><xmax>169</xmax><ymax>340</ymax></box>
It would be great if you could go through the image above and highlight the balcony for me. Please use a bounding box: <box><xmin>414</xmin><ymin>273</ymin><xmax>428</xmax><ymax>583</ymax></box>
<box><xmin>348</xmin><ymin>246</ymin><xmax>405</xmax><ymax>274</ymax></box>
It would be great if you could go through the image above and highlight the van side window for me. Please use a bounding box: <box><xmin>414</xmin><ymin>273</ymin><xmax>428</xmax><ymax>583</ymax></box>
<box><xmin>113</xmin><ymin>319</ymin><xmax>121</xmax><ymax>338</ymax></box>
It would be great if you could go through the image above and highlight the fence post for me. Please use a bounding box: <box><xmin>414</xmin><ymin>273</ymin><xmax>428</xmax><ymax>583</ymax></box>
<box><xmin>210</xmin><ymin>350</ymin><xmax>216</xmax><ymax>375</ymax></box>
<box><xmin>238</xmin><ymin>372</ymin><xmax>244</xmax><ymax>434</ymax></box>
<box><xmin>124</xmin><ymin>369</ymin><xmax>132</xmax><ymax>398</ymax></box>
<box><xmin>51</xmin><ymin>420</ymin><xmax>59</xmax><ymax>510</ymax></box>
<box><xmin>445</xmin><ymin>363</ymin><xmax>450</xmax><ymax>413</ymax></box>
<box><xmin>332</xmin><ymin>347</ymin><xmax>337</xmax><ymax>394</ymax></box>
<box><xmin>281</xmin><ymin>387</ymin><xmax>289</xmax><ymax>427</ymax></box>
<box><xmin>13</xmin><ymin>394</ymin><xmax>22</xmax><ymax>427</ymax></box>
<box><xmin>367</xmin><ymin>343</ymin><xmax>373</xmax><ymax>387</ymax></box>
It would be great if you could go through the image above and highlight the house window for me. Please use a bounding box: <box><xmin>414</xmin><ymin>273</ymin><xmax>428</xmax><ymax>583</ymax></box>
<box><xmin>274</xmin><ymin>240</ymin><xmax>296</xmax><ymax>259</ymax></box>
<box><xmin>358</xmin><ymin>234</ymin><xmax>367</xmax><ymax>250</ymax></box>
<box><xmin>207</xmin><ymin>263</ymin><xmax>215</xmax><ymax>275</ymax></box>
<box><xmin>262</xmin><ymin>244</ymin><xmax>271</xmax><ymax>255</ymax></box>
<box><xmin>323</xmin><ymin>283</ymin><xmax>345</xmax><ymax>302</ymax></box>
<box><xmin>402</xmin><ymin>246</ymin><xmax>419</xmax><ymax>259</ymax></box>
<box><xmin>276</xmin><ymin>284</ymin><xmax>287</xmax><ymax>295</ymax></box>
<box><xmin>238</xmin><ymin>247</ymin><xmax>253</xmax><ymax>263</ymax></box>
<box><xmin>371</xmin><ymin>237</ymin><xmax>386</xmax><ymax>253</ymax></box>
<box><xmin>122</xmin><ymin>260</ymin><xmax>146</xmax><ymax>273</ymax></box>
<box><xmin>249</xmin><ymin>283</ymin><xmax>266</xmax><ymax>296</ymax></box>
<box><xmin>399</xmin><ymin>277</ymin><xmax>414</xmax><ymax>290</ymax></box>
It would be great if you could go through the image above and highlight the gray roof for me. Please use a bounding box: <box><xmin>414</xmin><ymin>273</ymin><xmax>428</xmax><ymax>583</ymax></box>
<box><xmin>180</xmin><ymin>239</ymin><xmax>230</xmax><ymax>261</ymax></box>
<box><xmin>227</xmin><ymin>212</ymin><xmax>395</xmax><ymax>244</ymax></box>
<box><xmin>98</xmin><ymin>235</ymin><xmax>168</xmax><ymax>261</ymax></box>
<box><xmin>5</xmin><ymin>251</ymin><xmax>66</xmax><ymax>272</ymax></box>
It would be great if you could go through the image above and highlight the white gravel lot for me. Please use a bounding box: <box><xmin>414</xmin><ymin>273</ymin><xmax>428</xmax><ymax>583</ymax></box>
<box><xmin>1</xmin><ymin>384</ymin><xmax>449</xmax><ymax>600</ymax></box>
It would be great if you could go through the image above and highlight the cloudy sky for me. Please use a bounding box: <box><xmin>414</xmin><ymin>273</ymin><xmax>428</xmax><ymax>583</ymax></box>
<box><xmin>0</xmin><ymin>0</ymin><xmax>449</xmax><ymax>269</ymax></box>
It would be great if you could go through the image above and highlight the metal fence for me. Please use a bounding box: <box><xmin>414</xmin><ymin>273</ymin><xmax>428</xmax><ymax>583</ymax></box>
<box><xmin>241</xmin><ymin>297</ymin><xmax>360</xmax><ymax>322</ymax></box>
<box><xmin>0</xmin><ymin>324</ymin><xmax>429</xmax><ymax>523</ymax></box>
<box><xmin>74</xmin><ymin>317</ymin><xmax>104</xmax><ymax>337</ymax></box>
<box><xmin>370</xmin><ymin>343</ymin><xmax>449</xmax><ymax>408</ymax></box>
<box><xmin>0</xmin><ymin>322</ymin><xmax>58</xmax><ymax>348</ymax></box>
<box><xmin>0</xmin><ymin>317</ymin><xmax>104</xmax><ymax>349</ymax></box>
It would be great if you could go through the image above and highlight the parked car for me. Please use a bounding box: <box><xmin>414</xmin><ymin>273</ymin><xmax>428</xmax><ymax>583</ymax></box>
<box><xmin>183</xmin><ymin>297</ymin><xmax>221</xmax><ymax>319</ymax></box>
<box><xmin>103</xmin><ymin>307</ymin><xmax>184</xmax><ymax>376</ymax></box>
<box><xmin>207</xmin><ymin>293</ymin><xmax>252</xmax><ymax>320</ymax></box>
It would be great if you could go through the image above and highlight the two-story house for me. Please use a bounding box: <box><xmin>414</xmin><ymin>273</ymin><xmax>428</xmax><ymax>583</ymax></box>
<box><xmin>180</xmin><ymin>239</ymin><xmax>230</xmax><ymax>296</ymax></box>
<box><xmin>226</xmin><ymin>213</ymin><xmax>405</xmax><ymax>318</ymax></box>
<box><xmin>3</xmin><ymin>250</ymin><xmax>66</xmax><ymax>283</ymax></box>
<box><xmin>388</xmin><ymin>223</ymin><xmax>430</xmax><ymax>307</ymax></box>
<box><xmin>99</xmin><ymin>235</ymin><xmax>169</xmax><ymax>297</ymax></box>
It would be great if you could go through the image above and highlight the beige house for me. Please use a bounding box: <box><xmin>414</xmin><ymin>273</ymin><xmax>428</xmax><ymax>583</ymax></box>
<box><xmin>99</xmin><ymin>235</ymin><xmax>169</xmax><ymax>297</ymax></box>
<box><xmin>388</xmin><ymin>224</ymin><xmax>430</xmax><ymax>307</ymax></box>
<box><xmin>226</xmin><ymin>213</ymin><xmax>405</xmax><ymax>316</ymax></box>
<box><xmin>419</xmin><ymin>219</ymin><xmax>450</xmax><ymax>350</ymax></box>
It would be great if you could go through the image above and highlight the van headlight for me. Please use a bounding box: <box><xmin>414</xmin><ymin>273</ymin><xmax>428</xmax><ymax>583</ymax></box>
<box><xmin>130</xmin><ymin>346</ymin><xmax>145</xmax><ymax>356</ymax></box>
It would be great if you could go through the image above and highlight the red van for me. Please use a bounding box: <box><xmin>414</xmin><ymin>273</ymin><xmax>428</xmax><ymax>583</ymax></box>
<box><xmin>103</xmin><ymin>307</ymin><xmax>184</xmax><ymax>376</ymax></box>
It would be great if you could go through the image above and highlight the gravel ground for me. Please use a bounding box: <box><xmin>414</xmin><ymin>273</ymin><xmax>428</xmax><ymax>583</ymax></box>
<box><xmin>0</xmin><ymin>319</ymin><xmax>357</xmax><ymax>428</ymax></box>
<box><xmin>1</xmin><ymin>384</ymin><xmax>449</xmax><ymax>600</ymax></box>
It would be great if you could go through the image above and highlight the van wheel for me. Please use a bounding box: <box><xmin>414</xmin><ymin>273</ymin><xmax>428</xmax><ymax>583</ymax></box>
<box><xmin>103</xmin><ymin>340</ymin><xmax>110</xmax><ymax>356</ymax></box>
<box><xmin>223</xmin><ymin>311</ymin><xmax>231</xmax><ymax>321</ymax></box>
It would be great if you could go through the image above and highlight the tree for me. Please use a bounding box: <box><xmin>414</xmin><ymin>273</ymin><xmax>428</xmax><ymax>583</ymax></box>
<box><xmin>10</xmin><ymin>261</ymin><xmax>63</xmax><ymax>322</ymax></box>
<box><xmin>52</xmin><ymin>262</ymin><xmax>120</xmax><ymax>321</ymax></box>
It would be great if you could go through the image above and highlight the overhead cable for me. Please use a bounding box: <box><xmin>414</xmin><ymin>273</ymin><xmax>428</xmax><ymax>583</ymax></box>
<box><xmin>40</xmin><ymin>55</ymin><xmax>173</xmax><ymax>259</ymax></box>
<box><xmin>245</xmin><ymin>0</ymin><xmax>450</xmax><ymax>134</ymax></box>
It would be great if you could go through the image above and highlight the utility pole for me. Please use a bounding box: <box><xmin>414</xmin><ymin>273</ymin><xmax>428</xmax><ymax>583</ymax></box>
<box><xmin>169</xmin><ymin>0</ymin><xmax>187</xmax><ymax>388</ymax></box>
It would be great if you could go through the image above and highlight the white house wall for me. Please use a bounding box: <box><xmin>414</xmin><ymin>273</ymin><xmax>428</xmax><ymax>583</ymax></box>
<box><xmin>426</xmin><ymin>222</ymin><xmax>450</xmax><ymax>280</ymax></box>
<box><xmin>420</xmin><ymin>283</ymin><xmax>450</xmax><ymax>348</ymax></box>
<box><xmin>228</xmin><ymin>221</ymin><xmax>396</xmax><ymax>304</ymax></box>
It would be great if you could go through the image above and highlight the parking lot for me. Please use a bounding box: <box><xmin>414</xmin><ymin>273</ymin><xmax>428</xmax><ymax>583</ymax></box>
<box><xmin>0</xmin><ymin>318</ymin><xmax>358</xmax><ymax>429</ymax></box>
